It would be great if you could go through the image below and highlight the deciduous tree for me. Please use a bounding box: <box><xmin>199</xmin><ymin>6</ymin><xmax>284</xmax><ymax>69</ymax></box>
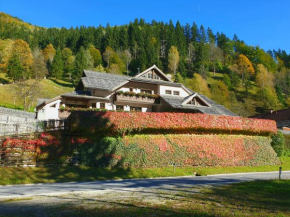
<box><xmin>168</xmin><ymin>46</ymin><xmax>179</xmax><ymax>75</ymax></box>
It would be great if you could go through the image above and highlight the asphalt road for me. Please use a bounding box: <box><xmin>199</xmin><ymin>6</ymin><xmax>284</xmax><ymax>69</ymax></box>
<box><xmin>0</xmin><ymin>171</ymin><xmax>289</xmax><ymax>198</ymax></box>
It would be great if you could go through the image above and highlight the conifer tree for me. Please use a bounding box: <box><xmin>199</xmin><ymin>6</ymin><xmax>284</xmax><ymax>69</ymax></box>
<box><xmin>51</xmin><ymin>48</ymin><xmax>64</xmax><ymax>79</ymax></box>
<box><xmin>7</xmin><ymin>54</ymin><xmax>24</xmax><ymax>81</ymax></box>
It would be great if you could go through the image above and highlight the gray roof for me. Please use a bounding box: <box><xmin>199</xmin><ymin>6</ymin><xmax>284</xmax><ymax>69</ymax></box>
<box><xmin>130</xmin><ymin>77</ymin><xmax>181</xmax><ymax>87</ymax></box>
<box><xmin>61</xmin><ymin>91</ymin><xmax>110</xmax><ymax>101</ymax></box>
<box><xmin>82</xmin><ymin>70</ymin><xmax>130</xmax><ymax>91</ymax></box>
<box><xmin>37</xmin><ymin>98</ymin><xmax>50</xmax><ymax>107</ymax></box>
<box><xmin>160</xmin><ymin>94</ymin><xmax>237</xmax><ymax>116</ymax></box>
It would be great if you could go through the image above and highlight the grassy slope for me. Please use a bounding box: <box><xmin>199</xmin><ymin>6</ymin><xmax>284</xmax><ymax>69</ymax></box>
<box><xmin>0</xmin><ymin>73</ymin><xmax>73</xmax><ymax>111</ymax></box>
<box><xmin>207</xmin><ymin>72</ymin><xmax>261</xmax><ymax>116</ymax></box>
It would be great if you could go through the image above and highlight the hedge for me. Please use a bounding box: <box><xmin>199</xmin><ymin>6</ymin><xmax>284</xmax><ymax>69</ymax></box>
<box><xmin>68</xmin><ymin>111</ymin><xmax>277</xmax><ymax>136</ymax></box>
<box><xmin>74</xmin><ymin>134</ymin><xmax>280</xmax><ymax>168</ymax></box>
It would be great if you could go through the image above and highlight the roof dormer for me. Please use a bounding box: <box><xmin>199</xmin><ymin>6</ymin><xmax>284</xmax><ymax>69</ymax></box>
<box><xmin>134</xmin><ymin>65</ymin><xmax>172</xmax><ymax>82</ymax></box>
<box><xmin>182</xmin><ymin>93</ymin><xmax>211</xmax><ymax>107</ymax></box>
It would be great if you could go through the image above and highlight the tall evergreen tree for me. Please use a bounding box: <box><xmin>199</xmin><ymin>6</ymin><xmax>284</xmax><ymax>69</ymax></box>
<box><xmin>7</xmin><ymin>54</ymin><xmax>24</xmax><ymax>81</ymax></box>
<box><xmin>51</xmin><ymin>48</ymin><xmax>64</xmax><ymax>79</ymax></box>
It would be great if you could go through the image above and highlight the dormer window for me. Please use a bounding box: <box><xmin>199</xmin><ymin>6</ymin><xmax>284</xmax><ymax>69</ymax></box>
<box><xmin>154</xmin><ymin>74</ymin><xmax>160</xmax><ymax>80</ymax></box>
<box><xmin>165</xmin><ymin>90</ymin><xmax>172</xmax><ymax>95</ymax></box>
<box><xmin>173</xmin><ymin>91</ymin><xmax>180</xmax><ymax>96</ymax></box>
<box><xmin>187</xmin><ymin>97</ymin><xmax>207</xmax><ymax>106</ymax></box>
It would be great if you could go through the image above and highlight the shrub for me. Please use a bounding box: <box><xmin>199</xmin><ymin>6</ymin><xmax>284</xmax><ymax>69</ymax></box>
<box><xmin>271</xmin><ymin>131</ymin><xmax>285</xmax><ymax>157</ymax></box>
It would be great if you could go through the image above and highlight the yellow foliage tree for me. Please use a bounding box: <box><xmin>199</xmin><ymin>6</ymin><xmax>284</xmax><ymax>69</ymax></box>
<box><xmin>185</xmin><ymin>73</ymin><xmax>211</xmax><ymax>98</ymax></box>
<box><xmin>42</xmin><ymin>44</ymin><xmax>56</xmax><ymax>62</ymax></box>
<box><xmin>0</xmin><ymin>39</ymin><xmax>14</xmax><ymax>73</ymax></box>
<box><xmin>230</xmin><ymin>54</ymin><xmax>254</xmax><ymax>82</ymax></box>
<box><xmin>13</xmin><ymin>39</ymin><xmax>33</xmax><ymax>75</ymax></box>
<box><xmin>255</xmin><ymin>64</ymin><xmax>274</xmax><ymax>89</ymax></box>
<box><xmin>168</xmin><ymin>46</ymin><xmax>179</xmax><ymax>75</ymax></box>
<box><xmin>256</xmin><ymin>64</ymin><xmax>281</xmax><ymax>110</ymax></box>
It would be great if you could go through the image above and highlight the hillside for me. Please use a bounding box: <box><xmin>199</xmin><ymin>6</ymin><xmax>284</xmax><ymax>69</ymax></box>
<box><xmin>0</xmin><ymin>73</ymin><xmax>73</xmax><ymax>111</ymax></box>
<box><xmin>0</xmin><ymin>12</ymin><xmax>290</xmax><ymax>116</ymax></box>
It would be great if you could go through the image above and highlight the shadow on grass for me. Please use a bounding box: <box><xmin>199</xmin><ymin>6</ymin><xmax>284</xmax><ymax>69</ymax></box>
<box><xmin>50</xmin><ymin>79</ymin><xmax>74</xmax><ymax>88</ymax></box>
<box><xmin>0</xmin><ymin>78</ymin><xmax>10</xmax><ymax>84</ymax></box>
<box><xmin>199</xmin><ymin>180</ymin><xmax>290</xmax><ymax>212</ymax></box>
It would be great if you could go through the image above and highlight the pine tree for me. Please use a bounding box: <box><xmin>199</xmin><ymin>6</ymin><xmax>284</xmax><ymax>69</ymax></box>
<box><xmin>74</xmin><ymin>46</ymin><xmax>93</xmax><ymax>83</ymax></box>
<box><xmin>51</xmin><ymin>48</ymin><xmax>64</xmax><ymax>79</ymax></box>
<box><xmin>7</xmin><ymin>54</ymin><xmax>24</xmax><ymax>81</ymax></box>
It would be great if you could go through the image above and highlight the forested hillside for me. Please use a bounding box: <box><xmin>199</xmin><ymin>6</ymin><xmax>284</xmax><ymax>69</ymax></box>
<box><xmin>1</xmin><ymin>12</ymin><xmax>290</xmax><ymax>116</ymax></box>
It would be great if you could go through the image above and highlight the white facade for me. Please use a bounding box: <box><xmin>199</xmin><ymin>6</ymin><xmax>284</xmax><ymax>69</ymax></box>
<box><xmin>159</xmin><ymin>85</ymin><xmax>189</xmax><ymax>97</ymax></box>
<box><xmin>37</xmin><ymin>100</ymin><xmax>61</xmax><ymax>120</ymax></box>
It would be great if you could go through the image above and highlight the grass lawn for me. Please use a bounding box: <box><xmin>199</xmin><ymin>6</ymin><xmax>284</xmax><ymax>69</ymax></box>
<box><xmin>0</xmin><ymin>156</ymin><xmax>289</xmax><ymax>186</ymax></box>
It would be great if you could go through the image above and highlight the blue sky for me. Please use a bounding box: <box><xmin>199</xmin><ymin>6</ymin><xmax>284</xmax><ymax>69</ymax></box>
<box><xmin>1</xmin><ymin>0</ymin><xmax>290</xmax><ymax>53</ymax></box>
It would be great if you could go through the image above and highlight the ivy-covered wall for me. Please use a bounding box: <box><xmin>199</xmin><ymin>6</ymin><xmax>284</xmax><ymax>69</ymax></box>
<box><xmin>1</xmin><ymin>112</ymin><xmax>280</xmax><ymax>167</ymax></box>
<box><xmin>75</xmin><ymin>134</ymin><xmax>280</xmax><ymax>168</ymax></box>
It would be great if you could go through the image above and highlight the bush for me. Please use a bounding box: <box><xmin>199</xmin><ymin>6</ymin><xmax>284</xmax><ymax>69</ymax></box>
<box><xmin>271</xmin><ymin>131</ymin><xmax>284</xmax><ymax>157</ymax></box>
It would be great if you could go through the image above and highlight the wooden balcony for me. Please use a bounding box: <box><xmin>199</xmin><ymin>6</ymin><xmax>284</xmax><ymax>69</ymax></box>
<box><xmin>115</xmin><ymin>94</ymin><xmax>159</xmax><ymax>104</ymax></box>
<box><xmin>58</xmin><ymin>110</ymin><xmax>71</xmax><ymax>119</ymax></box>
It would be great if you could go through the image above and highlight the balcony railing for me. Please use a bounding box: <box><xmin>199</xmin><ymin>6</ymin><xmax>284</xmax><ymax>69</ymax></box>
<box><xmin>115</xmin><ymin>94</ymin><xmax>159</xmax><ymax>104</ymax></box>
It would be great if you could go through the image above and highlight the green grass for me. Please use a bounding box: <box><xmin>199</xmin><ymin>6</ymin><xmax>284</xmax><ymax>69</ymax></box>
<box><xmin>0</xmin><ymin>157</ymin><xmax>289</xmax><ymax>186</ymax></box>
<box><xmin>0</xmin><ymin>74</ymin><xmax>73</xmax><ymax>110</ymax></box>
<box><xmin>49</xmin><ymin>180</ymin><xmax>290</xmax><ymax>216</ymax></box>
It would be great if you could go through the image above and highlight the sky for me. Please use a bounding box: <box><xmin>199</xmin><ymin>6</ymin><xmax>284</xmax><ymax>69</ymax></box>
<box><xmin>1</xmin><ymin>0</ymin><xmax>290</xmax><ymax>53</ymax></box>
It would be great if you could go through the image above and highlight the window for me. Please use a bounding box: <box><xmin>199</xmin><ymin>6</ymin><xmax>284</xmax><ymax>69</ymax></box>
<box><xmin>141</xmin><ymin>89</ymin><xmax>152</xmax><ymax>94</ymax></box>
<box><xmin>130</xmin><ymin>107</ymin><xmax>142</xmax><ymax>112</ymax></box>
<box><xmin>130</xmin><ymin>88</ymin><xmax>133</xmax><ymax>92</ymax></box>
<box><xmin>187</xmin><ymin>97</ymin><xmax>207</xmax><ymax>106</ymax></box>
<box><xmin>165</xmin><ymin>90</ymin><xmax>172</xmax><ymax>95</ymax></box>
<box><xmin>100</xmin><ymin>103</ymin><xmax>105</xmax><ymax>109</ymax></box>
<box><xmin>148</xmin><ymin>73</ymin><xmax>153</xmax><ymax>79</ymax></box>
<box><xmin>92</xmin><ymin>103</ymin><xmax>97</xmax><ymax>108</ymax></box>
<box><xmin>116</xmin><ymin>105</ymin><xmax>124</xmax><ymax>111</ymax></box>
<box><xmin>154</xmin><ymin>74</ymin><xmax>160</xmax><ymax>80</ymax></box>
<box><xmin>173</xmin><ymin>91</ymin><xmax>180</xmax><ymax>96</ymax></box>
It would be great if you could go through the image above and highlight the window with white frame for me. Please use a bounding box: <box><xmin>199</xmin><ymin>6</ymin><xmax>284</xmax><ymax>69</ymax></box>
<box><xmin>165</xmin><ymin>90</ymin><xmax>172</xmax><ymax>95</ymax></box>
<box><xmin>173</xmin><ymin>91</ymin><xmax>180</xmax><ymax>96</ymax></box>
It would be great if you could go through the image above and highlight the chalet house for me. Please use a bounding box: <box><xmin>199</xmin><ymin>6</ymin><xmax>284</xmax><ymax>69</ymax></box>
<box><xmin>36</xmin><ymin>65</ymin><xmax>236</xmax><ymax>120</ymax></box>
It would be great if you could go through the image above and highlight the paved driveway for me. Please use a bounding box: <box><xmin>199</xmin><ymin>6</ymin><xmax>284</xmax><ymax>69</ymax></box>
<box><xmin>0</xmin><ymin>171</ymin><xmax>289</xmax><ymax>198</ymax></box>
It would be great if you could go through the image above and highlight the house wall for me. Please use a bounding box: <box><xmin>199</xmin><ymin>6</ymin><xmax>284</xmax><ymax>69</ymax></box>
<box><xmin>37</xmin><ymin>100</ymin><xmax>61</xmax><ymax>120</ymax></box>
<box><xmin>159</xmin><ymin>85</ymin><xmax>189</xmax><ymax>97</ymax></box>
<box><xmin>91</xmin><ymin>89</ymin><xmax>111</xmax><ymax>97</ymax></box>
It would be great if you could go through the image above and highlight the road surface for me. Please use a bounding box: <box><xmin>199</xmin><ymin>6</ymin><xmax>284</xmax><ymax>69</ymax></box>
<box><xmin>0</xmin><ymin>171</ymin><xmax>289</xmax><ymax>198</ymax></box>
